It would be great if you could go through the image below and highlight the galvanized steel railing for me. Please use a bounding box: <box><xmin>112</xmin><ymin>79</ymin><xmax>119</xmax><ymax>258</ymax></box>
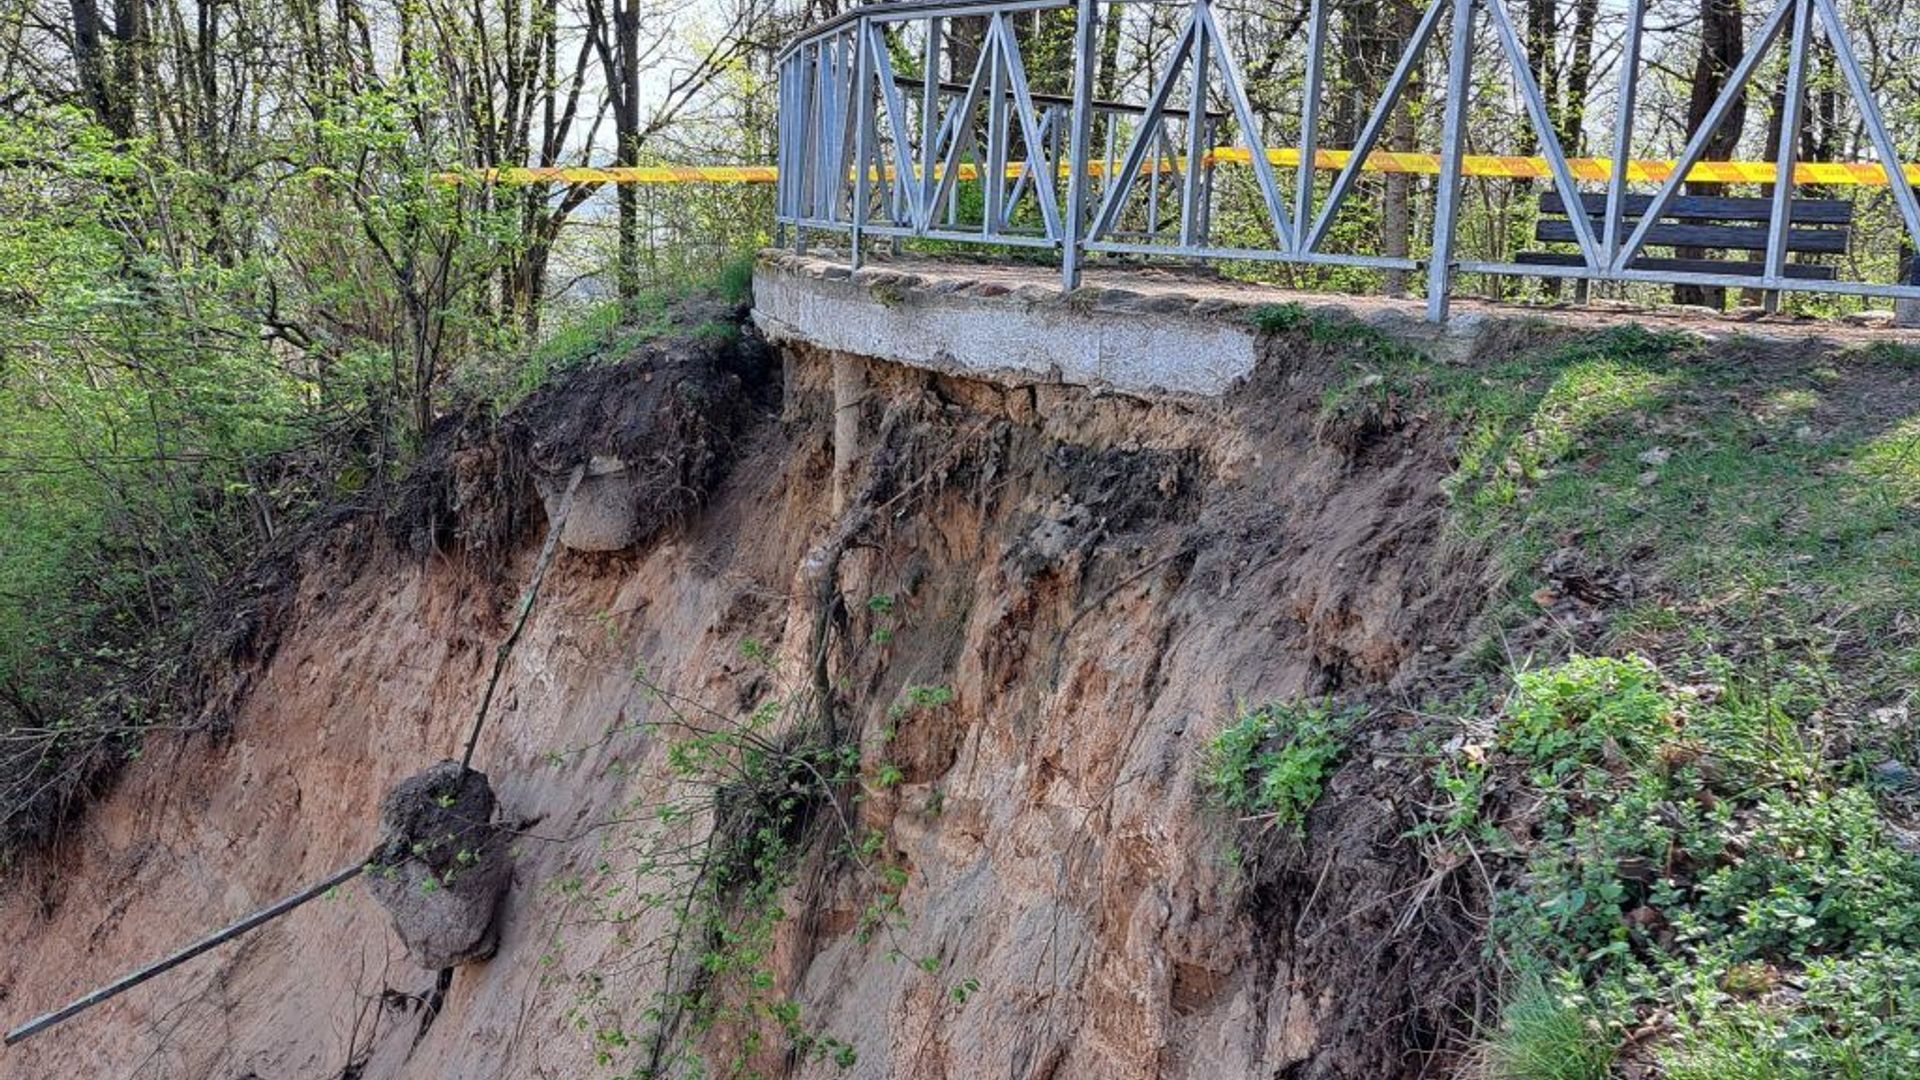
<box><xmin>774</xmin><ymin>0</ymin><xmax>1920</xmax><ymax>321</ymax></box>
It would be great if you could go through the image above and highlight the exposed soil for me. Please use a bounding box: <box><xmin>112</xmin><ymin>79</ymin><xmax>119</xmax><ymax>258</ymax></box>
<box><xmin>363</xmin><ymin>762</ymin><xmax>512</xmax><ymax>971</ymax></box>
<box><xmin>0</xmin><ymin>302</ymin><xmax>1501</xmax><ymax>1079</ymax></box>
<box><xmin>388</xmin><ymin>296</ymin><xmax>776</xmax><ymax>565</ymax></box>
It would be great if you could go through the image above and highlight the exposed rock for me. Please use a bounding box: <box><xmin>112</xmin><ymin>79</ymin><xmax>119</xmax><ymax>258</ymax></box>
<box><xmin>534</xmin><ymin>455</ymin><xmax>639</xmax><ymax>552</ymax></box>
<box><xmin>364</xmin><ymin>761</ymin><xmax>512</xmax><ymax>970</ymax></box>
<box><xmin>1874</xmin><ymin>759</ymin><xmax>1920</xmax><ymax>795</ymax></box>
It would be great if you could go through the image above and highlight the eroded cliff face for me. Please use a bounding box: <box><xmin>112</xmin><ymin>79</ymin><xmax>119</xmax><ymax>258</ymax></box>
<box><xmin>0</xmin><ymin>325</ymin><xmax>1490</xmax><ymax>1079</ymax></box>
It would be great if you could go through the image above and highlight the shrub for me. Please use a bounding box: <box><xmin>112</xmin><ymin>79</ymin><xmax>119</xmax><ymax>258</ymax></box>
<box><xmin>1481</xmin><ymin>655</ymin><xmax>1920</xmax><ymax>1077</ymax></box>
<box><xmin>1501</xmin><ymin>654</ymin><xmax>1674</xmax><ymax>775</ymax></box>
<box><xmin>716</xmin><ymin>253</ymin><xmax>756</xmax><ymax>306</ymax></box>
<box><xmin>1247</xmin><ymin>302</ymin><xmax>1308</xmax><ymax>334</ymax></box>
<box><xmin>1202</xmin><ymin>699</ymin><xmax>1363</xmax><ymax>832</ymax></box>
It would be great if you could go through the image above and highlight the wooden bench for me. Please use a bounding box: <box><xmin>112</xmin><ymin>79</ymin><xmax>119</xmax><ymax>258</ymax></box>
<box><xmin>1517</xmin><ymin>192</ymin><xmax>1854</xmax><ymax>303</ymax></box>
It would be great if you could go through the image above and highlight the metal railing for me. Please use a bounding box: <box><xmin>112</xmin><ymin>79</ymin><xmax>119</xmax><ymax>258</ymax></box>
<box><xmin>774</xmin><ymin>0</ymin><xmax>1920</xmax><ymax>321</ymax></box>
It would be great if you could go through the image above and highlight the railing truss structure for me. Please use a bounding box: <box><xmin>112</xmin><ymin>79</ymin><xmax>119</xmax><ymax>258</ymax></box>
<box><xmin>774</xmin><ymin>0</ymin><xmax>1920</xmax><ymax>321</ymax></box>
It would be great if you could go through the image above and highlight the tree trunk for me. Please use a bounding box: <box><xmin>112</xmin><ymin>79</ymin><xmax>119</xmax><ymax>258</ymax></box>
<box><xmin>1331</xmin><ymin>0</ymin><xmax>1381</xmax><ymax>151</ymax></box>
<box><xmin>614</xmin><ymin>0</ymin><xmax>642</xmax><ymax>301</ymax></box>
<box><xmin>1675</xmin><ymin>0</ymin><xmax>1746</xmax><ymax>309</ymax></box>
<box><xmin>1523</xmin><ymin>0</ymin><xmax>1557</xmax><ymax>154</ymax></box>
<box><xmin>1743</xmin><ymin>50</ymin><xmax>1790</xmax><ymax>305</ymax></box>
<box><xmin>69</xmin><ymin>0</ymin><xmax>122</xmax><ymax>136</ymax></box>
<box><xmin>1560</xmin><ymin>0</ymin><xmax>1599</xmax><ymax>151</ymax></box>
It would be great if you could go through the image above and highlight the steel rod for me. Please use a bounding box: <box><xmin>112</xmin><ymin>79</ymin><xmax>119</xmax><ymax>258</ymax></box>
<box><xmin>990</xmin><ymin>14</ymin><xmax>1064</xmax><ymax>238</ymax></box>
<box><xmin>1089</xmin><ymin>12</ymin><xmax>1199</xmax><ymax>239</ymax></box>
<box><xmin>984</xmin><ymin>14</ymin><xmax>1010</xmax><ymax>234</ymax></box>
<box><xmin>889</xmin><ymin>73</ymin><xmax>1227</xmax><ymax>120</ymax></box>
<box><xmin>1484</xmin><ymin>0</ymin><xmax>1599</xmax><ymax>267</ymax></box>
<box><xmin>882</xmin><ymin>40</ymin><xmax>905</xmax><ymax>223</ymax></box>
<box><xmin>866</xmin><ymin>223</ymin><xmax>1057</xmax><ymax>247</ymax></box>
<box><xmin>836</xmin><ymin>31</ymin><xmax>859</xmax><ymax>225</ymax></box>
<box><xmin>1085</xmin><ymin>239</ymin><xmax>1418</xmax><ymax>269</ymax></box>
<box><xmin>5</xmin><ymin>860</ymin><xmax>366</xmax><ymax>1047</ymax></box>
<box><xmin>1308</xmin><ymin>0</ymin><xmax>1450</xmax><ymax>251</ymax></box>
<box><xmin>868</xmin><ymin>23</ymin><xmax>918</xmax><ymax>227</ymax></box>
<box><xmin>1198</xmin><ymin>0</ymin><xmax>1294</xmax><ymax>247</ymax></box>
<box><xmin>850</xmin><ymin>19</ymin><xmax>874</xmax><ymax>267</ymax></box>
<box><xmin>1813</xmin><ymin>0</ymin><xmax>1920</xmax><ymax>255</ymax></box>
<box><xmin>1149</xmin><ymin>126</ymin><xmax>1166</xmax><ymax>235</ymax></box>
<box><xmin>921</xmin><ymin>17</ymin><xmax>942</xmax><ymax>220</ymax></box>
<box><xmin>1613</xmin><ymin>0</ymin><xmax>1795</xmax><ymax>271</ymax></box>
<box><xmin>925</xmin><ymin>40</ymin><xmax>996</xmax><ymax>229</ymax></box>
<box><xmin>1181</xmin><ymin>0</ymin><xmax>1212</xmax><ymax>247</ymax></box>
<box><xmin>796</xmin><ymin>44</ymin><xmax>816</xmax><ymax>244</ymax></box>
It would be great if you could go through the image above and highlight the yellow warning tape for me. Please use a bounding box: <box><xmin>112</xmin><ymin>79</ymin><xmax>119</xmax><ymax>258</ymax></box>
<box><xmin>1212</xmin><ymin>147</ymin><xmax>1920</xmax><ymax>186</ymax></box>
<box><xmin>455</xmin><ymin>150</ymin><xmax>1920</xmax><ymax>187</ymax></box>
<box><xmin>456</xmin><ymin>165</ymin><xmax>782</xmax><ymax>184</ymax></box>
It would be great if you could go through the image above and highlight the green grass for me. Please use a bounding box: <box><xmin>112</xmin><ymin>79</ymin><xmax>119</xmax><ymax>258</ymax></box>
<box><xmin>715</xmin><ymin>254</ymin><xmax>755</xmax><ymax>306</ymax></box>
<box><xmin>1270</xmin><ymin>312</ymin><xmax>1920</xmax><ymax>1074</ymax></box>
<box><xmin>1300</xmin><ymin>314</ymin><xmax>1920</xmax><ymax>701</ymax></box>
<box><xmin>1247</xmin><ymin>302</ymin><xmax>1311</xmax><ymax>334</ymax></box>
<box><xmin>1658</xmin><ymin>951</ymin><xmax>1920</xmax><ymax>1079</ymax></box>
<box><xmin>452</xmin><ymin>253</ymin><xmax>757</xmax><ymax>413</ymax></box>
<box><xmin>1498</xmin><ymin>654</ymin><xmax>1675</xmax><ymax>776</ymax></box>
<box><xmin>1487</xmin><ymin>978</ymin><xmax>1615</xmax><ymax>1080</ymax></box>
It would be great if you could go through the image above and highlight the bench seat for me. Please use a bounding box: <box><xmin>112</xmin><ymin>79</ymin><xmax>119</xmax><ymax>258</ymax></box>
<box><xmin>1514</xmin><ymin>251</ymin><xmax>1839</xmax><ymax>281</ymax></box>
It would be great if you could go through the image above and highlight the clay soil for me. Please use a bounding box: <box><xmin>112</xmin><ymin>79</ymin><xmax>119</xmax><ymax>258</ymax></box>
<box><xmin>0</xmin><ymin>309</ymin><xmax>1500</xmax><ymax>1079</ymax></box>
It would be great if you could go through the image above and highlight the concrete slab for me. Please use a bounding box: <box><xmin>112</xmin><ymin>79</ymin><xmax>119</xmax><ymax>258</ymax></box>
<box><xmin>754</xmin><ymin>252</ymin><xmax>1920</xmax><ymax>395</ymax></box>
<box><xmin>753</xmin><ymin>254</ymin><xmax>1261</xmax><ymax>397</ymax></box>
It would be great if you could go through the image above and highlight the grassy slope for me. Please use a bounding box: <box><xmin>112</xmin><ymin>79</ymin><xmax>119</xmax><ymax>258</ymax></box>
<box><xmin>448</xmin><ymin>256</ymin><xmax>756</xmax><ymax>415</ymax></box>
<box><xmin>1271</xmin><ymin>308</ymin><xmax>1920</xmax><ymax>1078</ymax></box>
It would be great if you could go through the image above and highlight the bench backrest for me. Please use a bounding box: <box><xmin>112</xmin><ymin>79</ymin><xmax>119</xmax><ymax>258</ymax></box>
<box><xmin>1537</xmin><ymin>192</ymin><xmax>1854</xmax><ymax>255</ymax></box>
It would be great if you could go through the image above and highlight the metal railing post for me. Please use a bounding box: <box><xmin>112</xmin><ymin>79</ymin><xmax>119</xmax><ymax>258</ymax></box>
<box><xmin>922</xmin><ymin>16</ymin><xmax>942</xmax><ymax>234</ymax></box>
<box><xmin>1198</xmin><ymin>115</ymin><xmax>1218</xmax><ymax>244</ymax></box>
<box><xmin>796</xmin><ymin>44</ymin><xmax>817</xmax><ymax>253</ymax></box>
<box><xmin>1602</xmin><ymin>0</ymin><xmax>1644</xmax><ymax>280</ymax></box>
<box><xmin>1295</xmin><ymin>0</ymin><xmax>1328</xmax><ymax>252</ymax></box>
<box><xmin>1062</xmin><ymin>0</ymin><xmax>1097</xmax><ymax>290</ymax></box>
<box><xmin>775</xmin><ymin>55</ymin><xmax>790</xmax><ymax>248</ymax></box>
<box><xmin>850</xmin><ymin>18</ymin><xmax>873</xmax><ymax>270</ymax></box>
<box><xmin>985</xmin><ymin>14</ymin><xmax>1010</xmax><ymax>234</ymax></box>
<box><xmin>1180</xmin><ymin>0</ymin><xmax>1212</xmax><ymax>248</ymax></box>
<box><xmin>1427</xmin><ymin>0</ymin><xmax>1474</xmax><ymax>322</ymax></box>
<box><xmin>1763</xmin><ymin>0</ymin><xmax>1814</xmax><ymax>314</ymax></box>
